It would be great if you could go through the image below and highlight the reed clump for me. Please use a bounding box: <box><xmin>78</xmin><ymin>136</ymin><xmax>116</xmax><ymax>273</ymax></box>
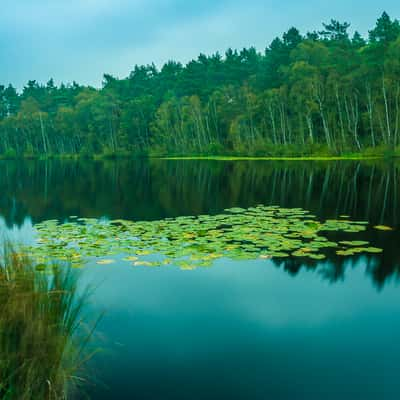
<box><xmin>0</xmin><ymin>246</ymin><xmax>98</xmax><ymax>399</ymax></box>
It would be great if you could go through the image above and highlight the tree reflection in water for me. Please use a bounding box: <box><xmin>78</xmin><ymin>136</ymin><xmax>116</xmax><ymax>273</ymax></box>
<box><xmin>0</xmin><ymin>159</ymin><xmax>399</xmax><ymax>288</ymax></box>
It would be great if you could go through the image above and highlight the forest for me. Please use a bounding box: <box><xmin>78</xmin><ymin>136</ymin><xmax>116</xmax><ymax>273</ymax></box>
<box><xmin>1</xmin><ymin>12</ymin><xmax>400</xmax><ymax>158</ymax></box>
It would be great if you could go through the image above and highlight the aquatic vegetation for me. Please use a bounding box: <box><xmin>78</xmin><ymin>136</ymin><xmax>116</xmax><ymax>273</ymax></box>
<box><xmin>0</xmin><ymin>246</ymin><xmax>98</xmax><ymax>400</ymax></box>
<box><xmin>374</xmin><ymin>225</ymin><xmax>394</xmax><ymax>231</ymax></box>
<box><xmin>26</xmin><ymin>205</ymin><xmax>384</xmax><ymax>270</ymax></box>
<box><xmin>96</xmin><ymin>259</ymin><xmax>116</xmax><ymax>265</ymax></box>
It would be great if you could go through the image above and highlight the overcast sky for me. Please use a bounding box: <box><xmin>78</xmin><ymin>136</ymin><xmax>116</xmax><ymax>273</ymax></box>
<box><xmin>1</xmin><ymin>0</ymin><xmax>399</xmax><ymax>88</ymax></box>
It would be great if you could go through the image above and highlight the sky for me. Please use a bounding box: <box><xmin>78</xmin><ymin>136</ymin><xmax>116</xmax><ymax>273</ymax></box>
<box><xmin>0</xmin><ymin>0</ymin><xmax>399</xmax><ymax>88</ymax></box>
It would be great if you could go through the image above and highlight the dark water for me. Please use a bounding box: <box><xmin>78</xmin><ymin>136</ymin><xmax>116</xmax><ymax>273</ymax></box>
<box><xmin>1</xmin><ymin>159</ymin><xmax>400</xmax><ymax>399</ymax></box>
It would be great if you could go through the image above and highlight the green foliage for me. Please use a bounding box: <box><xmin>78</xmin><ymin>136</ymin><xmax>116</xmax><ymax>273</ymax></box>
<box><xmin>25</xmin><ymin>205</ymin><xmax>382</xmax><ymax>270</ymax></box>
<box><xmin>0</xmin><ymin>148</ymin><xmax>17</xmax><ymax>159</ymax></box>
<box><xmin>0</xmin><ymin>247</ymin><xmax>98</xmax><ymax>399</ymax></box>
<box><xmin>0</xmin><ymin>12</ymin><xmax>400</xmax><ymax>158</ymax></box>
<box><xmin>369</xmin><ymin>12</ymin><xmax>400</xmax><ymax>43</ymax></box>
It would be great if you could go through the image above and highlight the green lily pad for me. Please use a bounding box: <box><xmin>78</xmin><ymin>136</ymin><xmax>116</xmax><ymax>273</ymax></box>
<box><xmin>27</xmin><ymin>204</ymin><xmax>383</xmax><ymax>270</ymax></box>
<box><xmin>122</xmin><ymin>256</ymin><xmax>139</xmax><ymax>262</ymax></box>
<box><xmin>339</xmin><ymin>241</ymin><xmax>370</xmax><ymax>247</ymax></box>
<box><xmin>364</xmin><ymin>247</ymin><xmax>383</xmax><ymax>253</ymax></box>
<box><xmin>96</xmin><ymin>259</ymin><xmax>116</xmax><ymax>265</ymax></box>
<box><xmin>374</xmin><ymin>225</ymin><xmax>394</xmax><ymax>231</ymax></box>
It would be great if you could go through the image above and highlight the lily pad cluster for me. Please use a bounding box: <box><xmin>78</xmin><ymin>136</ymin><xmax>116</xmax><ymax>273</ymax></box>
<box><xmin>26</xmin><ymin>205</ymin><xmax>385</xmax><ymax>270</ymax></box>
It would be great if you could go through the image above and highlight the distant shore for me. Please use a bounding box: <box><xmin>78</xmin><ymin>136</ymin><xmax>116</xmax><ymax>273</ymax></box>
<box><xmin>158</xmin><ymin>155</ymin><xmax>388</xmax><ymax>161</ymax></box>
<box><xmin>1</xmin><ymin>147</ymin><xmax>400</xmax><ymax>162</ymax></box>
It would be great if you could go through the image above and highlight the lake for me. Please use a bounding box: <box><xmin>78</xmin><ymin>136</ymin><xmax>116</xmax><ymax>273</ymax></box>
<box><xmin>1</xmin><ymin>159</ymin><xmax>400</xmax><ymax>399</ymax></box>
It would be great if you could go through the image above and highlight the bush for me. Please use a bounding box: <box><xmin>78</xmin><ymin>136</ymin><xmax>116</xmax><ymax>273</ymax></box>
<box><xmin>1</xmin><ymin>149</ymin><xmax>17</xmax><ymax>159</ymax></box>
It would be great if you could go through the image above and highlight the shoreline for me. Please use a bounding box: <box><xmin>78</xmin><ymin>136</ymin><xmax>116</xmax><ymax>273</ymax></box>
<box><xmin>0</xmin><ymin>155</ymin><xmax>397</xmax><ymax>162</ymax></box>
<box><xmin>157</xmin><ymin>155</ymin><xmax>388</xmax><ymax>161</ymax></box>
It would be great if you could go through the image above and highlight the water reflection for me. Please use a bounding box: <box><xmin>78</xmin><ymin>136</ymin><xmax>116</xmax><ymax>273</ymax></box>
<box><xmin>0</xmin><ymin>159</ymin><xmax>399</xmax><ymax>226</ymax></box>
<box><xmin>1</xmin><ymin>159</ymin><xmax>400</xmax><ymax>399</ymax></box>
<box><xmin>0</xmin><ymin>159</ymin><xmax>399</xmax><ymax>288</ymax></box>
<box><xmin>83</xmin><ymin>259</ymin><xmax>400</xmax><ymax>400</ymax></box>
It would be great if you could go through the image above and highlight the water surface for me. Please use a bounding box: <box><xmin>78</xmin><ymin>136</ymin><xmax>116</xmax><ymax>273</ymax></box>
<box><xmin>1</xmin><ymin>159</ymin><xmax>400</xmax><ymax>399</ymax></box>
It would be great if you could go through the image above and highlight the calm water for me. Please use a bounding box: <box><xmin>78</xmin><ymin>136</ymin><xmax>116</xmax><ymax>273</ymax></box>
<box><xmin>1</xmin><ymin>159</ymin><xmax>400</xmax><ymax>399</ymax></box>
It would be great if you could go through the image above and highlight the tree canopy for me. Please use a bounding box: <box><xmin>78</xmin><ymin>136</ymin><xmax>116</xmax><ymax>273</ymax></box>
<box><xmin>1</xmin><ymin>12</ymin><xmax>400</xmax><ymax>158</ymax></box>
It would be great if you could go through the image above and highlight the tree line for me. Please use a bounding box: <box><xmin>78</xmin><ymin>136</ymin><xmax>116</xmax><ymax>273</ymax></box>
<box><xmin>1</xmin><ymin>12</ymin><xmax>400</xmax><ymax>158</ymax></box>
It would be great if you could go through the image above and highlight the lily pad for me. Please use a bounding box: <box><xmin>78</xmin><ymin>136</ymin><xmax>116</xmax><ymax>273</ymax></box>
<box><xmin>96</xmin><ymin>259</ymin><xmax>116</xmax><ymax>265</ymax></box>
<box><xmin>364</xmin><ymin>247</ymin><xmax>383</xmax><ymax>253</ymax></box>
<box><xmin>122</xmin><ymin>256</ymin><xmax>139</xmax><ymax>262</ymax></box>
<box><xmin>339</xmin><ymin>241</ymin><xmax>370</xmax><ymax>247</ymax></box>
<box><xmin>374</xmin><ymin>225</ymin><xmax>394</xmax><ymax>231</ymax></box>
<box><xmin>26</xmin><ymin>204</ymin><xmax>383</xmax><ymax>270</ymax></box>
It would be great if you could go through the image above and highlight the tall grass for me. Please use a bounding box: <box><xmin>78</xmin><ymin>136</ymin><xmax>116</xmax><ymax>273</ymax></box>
<box><xmin>0</xmin><ymin>246</ymin><xmax>99</xmax><ymax>399</ymax></box>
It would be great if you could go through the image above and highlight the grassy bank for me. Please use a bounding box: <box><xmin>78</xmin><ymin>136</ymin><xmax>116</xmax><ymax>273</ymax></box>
<box><xmin>158</xmin><ymin>155</ymin><xmax>386</xmax><ymax>161</ymax></box>
<box><xmin>1</xmin><ymin>146</ymin><xmax>400</xmax><ymax>161</ymax></box>
<box><xmin>0</xmin><ymin>247</ymin><xmax>98</xmax><ymax>399</ymax></box>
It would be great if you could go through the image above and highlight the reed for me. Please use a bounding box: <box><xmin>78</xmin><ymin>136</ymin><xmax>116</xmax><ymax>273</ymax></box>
<box><xmin>0</xmin><ymin>245</ymin><xmax>98</xmax><ymax>399</ymax></box>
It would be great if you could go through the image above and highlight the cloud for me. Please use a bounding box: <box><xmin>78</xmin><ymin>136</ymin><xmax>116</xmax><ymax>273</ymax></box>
<box><xmin>0</xmin><ymin>0</ymin><xmax>398</xmax><ymax>88</ymax></box>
